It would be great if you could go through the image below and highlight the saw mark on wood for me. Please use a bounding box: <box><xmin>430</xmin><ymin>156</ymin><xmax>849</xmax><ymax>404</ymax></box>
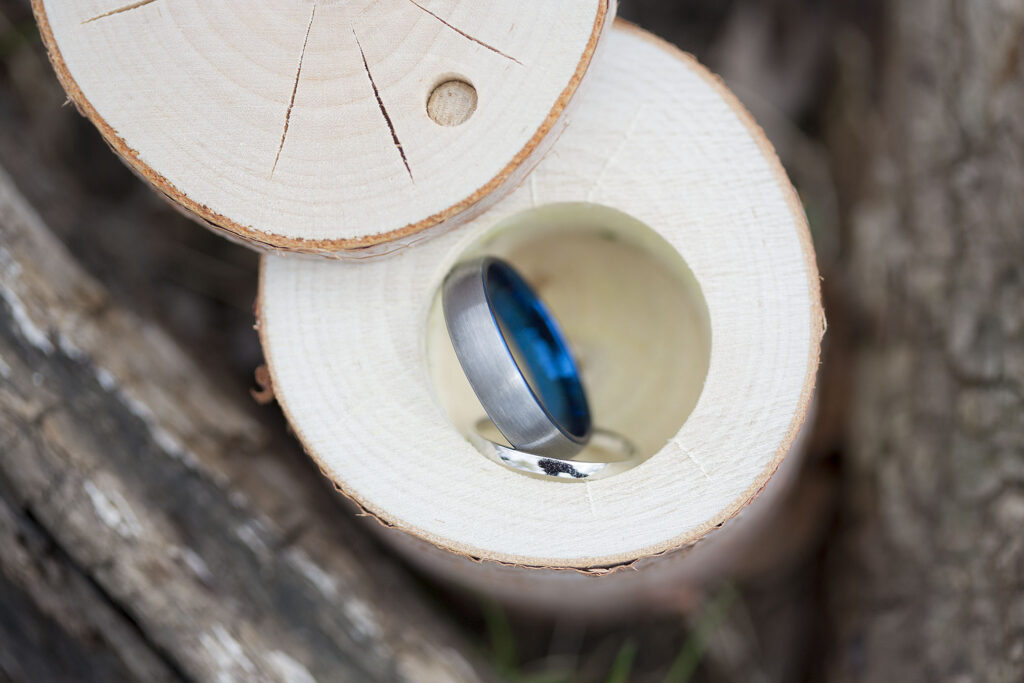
<box><xmin>405</xmin><ymin>0</ymin><xmax>522</xmax><ymax>66</ymax></box>
<box><xmin>271</xmin><ymin>2</ymin><xmax>317</xmax><ymax>178</ymax></box>
<box><xmin>353</xmin><ymin>30</ymin><xmax>414</xmax><ymax>182</ymax></box>
<box><xmin>584</xmin><ymin>483</ymin><xmax>599</xmax><ymax>519</ymax></box>
<box><xmin>587</xmin><ymin>105</ymin><xmax>647</xmax><ymax>202</ymax></box>
<box><xmin>82</xmin><ymin>0</ymin><xmax>159</xmax><ymax>24</ymax></box>
<box><xmin>682</xmin><ymin>448</ymin><xmax>713</xmax><ymax>482</ymax></box>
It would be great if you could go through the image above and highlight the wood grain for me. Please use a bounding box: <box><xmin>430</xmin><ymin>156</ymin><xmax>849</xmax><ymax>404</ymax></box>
<box><xmin>33</xmin><ymin>0</ymin><xmax>612</xmax><ymax>256</ymax></box>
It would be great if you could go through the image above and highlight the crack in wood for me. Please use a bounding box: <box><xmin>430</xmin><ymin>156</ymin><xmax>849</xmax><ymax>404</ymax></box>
<box><xmin>82</xmin><ymin>0</ymin><xmax>160</xmax><ymax>24</ymax></box>
<box><xmin>271</xmin><ymin>2</ymin><xmax>317</xmax><ymax>178</ymax></box>
<box><xmin>406</xmin><ymin>0</ymin><xmax>522</xmax><ymax>66</ymax></box>
<box><xmin>353</xmin><ymin>30</ymin><xmax>414</xmax><ymax>182</ymax></box>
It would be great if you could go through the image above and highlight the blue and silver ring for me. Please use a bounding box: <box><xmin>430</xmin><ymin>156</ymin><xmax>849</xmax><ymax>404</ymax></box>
<box><xmin>443</xmin><ymin>257</ymin><xmax>592</xmax><ymax>460</ymax></box>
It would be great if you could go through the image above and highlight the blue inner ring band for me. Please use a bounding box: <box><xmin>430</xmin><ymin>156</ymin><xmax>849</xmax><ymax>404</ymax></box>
<box><xmin>482</xmin><ymin>259</ymin><xmax>592</xmax><ymax>441</ymax></box>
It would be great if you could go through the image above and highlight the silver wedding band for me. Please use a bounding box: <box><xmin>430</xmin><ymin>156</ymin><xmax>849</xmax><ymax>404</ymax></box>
<box><xmin>443</xmin><ymin>257</ymin><xmax>591</xmax><ymax>459</ymax></box>
<box><xmin>469</xmin><ymin>420</ymin><xmax>637</xmax><ymax>481</ymax></box>
<box><xmin>443</xmin><ymin>257</ymin><xmax>639</xmax><ymax>480</ymax></box>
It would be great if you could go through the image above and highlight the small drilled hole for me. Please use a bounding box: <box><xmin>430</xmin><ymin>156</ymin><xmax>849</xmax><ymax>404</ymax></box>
<box><xmin>427</xmin><ymin>79</ymin><xmax>478</xmax><ymax>127</ymax></box>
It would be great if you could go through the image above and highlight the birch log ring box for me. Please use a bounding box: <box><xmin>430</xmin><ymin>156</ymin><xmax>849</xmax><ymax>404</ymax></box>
<box><xmin>32</xmin><ymin>0</ymin><xmax>612</xmax><ymax>257</ymax></box>
<box><xmin>257</xmin><ymin>21</ymin><xmax>825</xmax><ymax>607</ymax></box>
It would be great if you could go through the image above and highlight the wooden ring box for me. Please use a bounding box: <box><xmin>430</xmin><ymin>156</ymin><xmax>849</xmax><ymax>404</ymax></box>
<box><xmin>36</xmin><ymin>0</ymin><xmax>823</xmax><ymax>613</ymax></box>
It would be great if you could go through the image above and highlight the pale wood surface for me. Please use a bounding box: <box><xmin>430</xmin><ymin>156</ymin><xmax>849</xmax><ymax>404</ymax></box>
<box><xmin>33</xmin><ymin>0</ymin><xmax>611</xmax><ymax>256</ymax></box>
<box><xmin>259</xmin><ymin>23</ymin><xmax>824</xmax><ymax>570</ymax></box>
<box><xmin>0</xmin><ymin>164</ymin><xmax>487</xmax><ymax>682</ymax></box>
<box><xmin>375</xmin><ymin>411</ymin><xmax>832</xmax><ymax>616</ymax></box>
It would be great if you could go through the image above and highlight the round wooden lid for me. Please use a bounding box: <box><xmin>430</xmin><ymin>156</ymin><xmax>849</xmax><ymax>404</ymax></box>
<box><xmin>33</xmin><ymin>0</ymin><xmax>613</xmax><ymax>257</ymax></box>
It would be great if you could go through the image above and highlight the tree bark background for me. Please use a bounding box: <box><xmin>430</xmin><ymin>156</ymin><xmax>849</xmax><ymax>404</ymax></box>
<box><xmin>0</xmin><ymin>2</ymin><xmax>491</xmax><ymax>681</ymax></box>
<box><xmin>826</xmin><ymin>0</ymin><xmax>1024</xmax><ymax>680</ymax></box>
<box><xmin>0</xmin><ymin>139</ymin><xmax>488</xmax><ymax>682</ymax></box>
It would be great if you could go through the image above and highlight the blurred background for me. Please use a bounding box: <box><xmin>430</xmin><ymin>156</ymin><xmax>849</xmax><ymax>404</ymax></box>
<box><xmin>1</xmin><ymin>0</ymin><xmax>1021</xmax><ymax>681</ymax></box>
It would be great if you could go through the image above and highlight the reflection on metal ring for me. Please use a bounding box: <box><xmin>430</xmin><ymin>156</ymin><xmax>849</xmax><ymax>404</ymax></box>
<box><xmin>469</xmin><ymin>418</ymin><xmax>637</xmax><ymax>481</ymax></box>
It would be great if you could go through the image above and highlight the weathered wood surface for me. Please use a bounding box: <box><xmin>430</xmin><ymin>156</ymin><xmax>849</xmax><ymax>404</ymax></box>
<box><xmin>0</xmin><ymin>164</ymin><xmax>488</xmax><ymax>681</ymax></box>
<box><xmin>827</xmin><ymin>0</ymin><xmax>1024</xmax><ymax>680</ymax></box>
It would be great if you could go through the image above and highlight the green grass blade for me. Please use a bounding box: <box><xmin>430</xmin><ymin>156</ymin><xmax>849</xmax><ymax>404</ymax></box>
<box><xmin>606</xmin><ymin>638</ymin><xmax>639</xmax><ymax>683</ymax></box>
<box><xmin>663</xmin><ymin>583</ymin><xmax>740</xmax><ymax>683</ymax></box>
<box><xmin>482</xmin><ymin>599</ymin><xmax>518</xmax><ymax>674</ymax></box>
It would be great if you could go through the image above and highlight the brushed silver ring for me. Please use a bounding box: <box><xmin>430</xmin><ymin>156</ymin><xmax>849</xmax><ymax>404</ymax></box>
<box><xmin>443</xmin><ymin>257</ymin><xmax>591</xmax><ymax>459</ymax></box>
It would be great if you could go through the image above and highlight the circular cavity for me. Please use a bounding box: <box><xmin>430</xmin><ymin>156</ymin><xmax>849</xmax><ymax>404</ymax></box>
<box><xmin>257</xmin><ymin>22</ymin><xmax>824</xmax><ymax>568</ymax></box>
<box><xmin>443</xmin><ymin>257</ymin><xmax>591</xmax><ymax>458</ymax></box>
<box><xmin>427</xmin><ymin>79</ymin><xmax>478</xmax><ymax>127</ymax></box>
<box><xmin>429</xmin><ymin>204</ymin><xmax>711</xmax><ymax>470</ymax></box>
<box><xmin>34</xmin><ymin>0</ymin><xmax>612</xmax><ymax>256</ymax></box>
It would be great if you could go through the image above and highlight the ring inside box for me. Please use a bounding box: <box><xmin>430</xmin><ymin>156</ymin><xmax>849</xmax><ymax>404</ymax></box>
<box><xmin>426</xmin><ymin>202</ymin><xmax>712</xmax><ymax>476</ymax></box>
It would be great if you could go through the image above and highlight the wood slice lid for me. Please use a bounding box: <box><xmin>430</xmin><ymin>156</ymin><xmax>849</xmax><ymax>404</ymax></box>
<box><xmin>33</xmin><ymin>0</ymin><xmax>613</xmax><ymax>257</ymax></box>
